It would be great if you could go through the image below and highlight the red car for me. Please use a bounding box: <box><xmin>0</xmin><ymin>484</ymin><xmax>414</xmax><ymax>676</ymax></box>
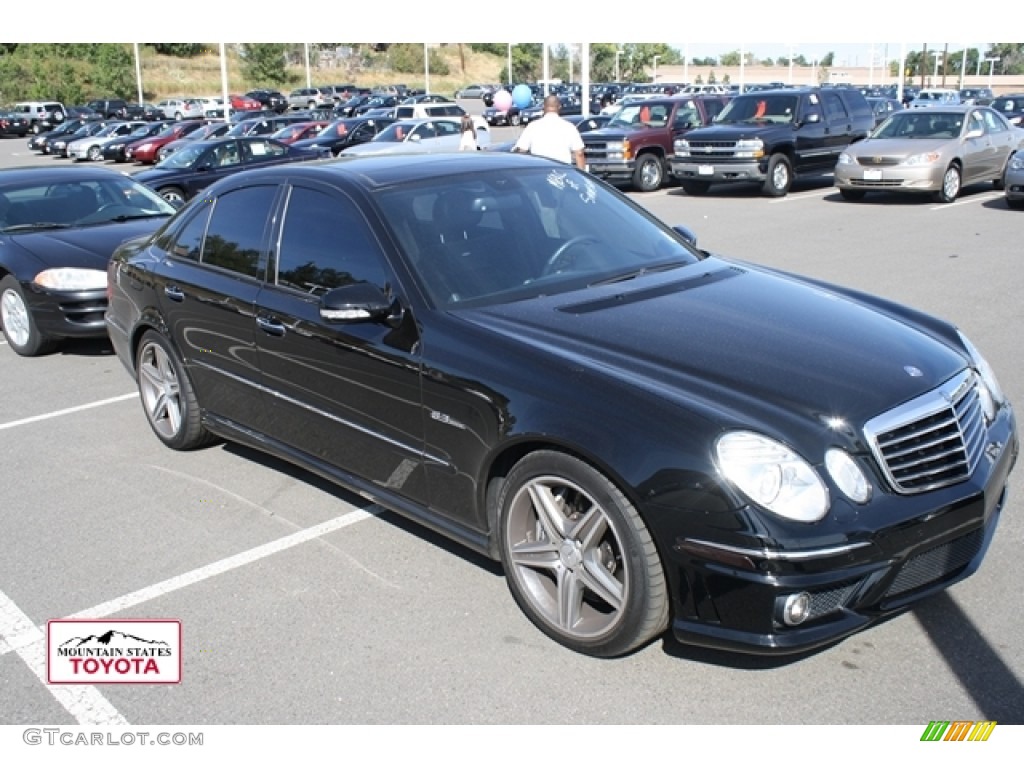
<box><xmin>270</xmin><ymin>121</ymin><xmax>328</xmax><ymax>144</ymax></box>
<box><xmin>230</xmin><ymin>93</ymin><xmax>261</xmax><ymax>111</ymax></box>
<box><xmin>125</xmin><ymin>121</ymin><xmax>207</xmax><ymax>164</ymax></box>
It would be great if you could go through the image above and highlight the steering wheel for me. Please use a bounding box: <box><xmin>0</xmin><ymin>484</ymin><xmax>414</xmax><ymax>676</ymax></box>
<box><xmin>542</xmin><ymin>236</ymin><xmax>601</xmax><ymax>276</ymax></box>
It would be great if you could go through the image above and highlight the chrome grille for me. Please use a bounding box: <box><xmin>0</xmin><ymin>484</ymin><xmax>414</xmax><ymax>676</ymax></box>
<box><xmin>864</xmin><ymin>370</ymin><xmax>986</xmax><ymax>494</ymax></box>
<box><xmin>855</xmin><ymin>156</ymin><xmax>903</xmax><ymax>167</ymax></box>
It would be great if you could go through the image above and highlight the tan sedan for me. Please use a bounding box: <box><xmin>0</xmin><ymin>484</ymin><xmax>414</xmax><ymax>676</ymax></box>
<box><xmin>834</xmin><ymin>105</ymin><xmax>1024</xmax><ymax>203</ymax></box>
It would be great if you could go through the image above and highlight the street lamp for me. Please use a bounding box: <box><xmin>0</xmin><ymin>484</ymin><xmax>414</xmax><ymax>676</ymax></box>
<box><xmin>507</xmin><ymin>43</ymin><xmax>513</xmax><ymax>85</ymax></box>
<box><xmin>652</xmin><ymin>55</ymin><xmax>660</xmax><ymax>84</ymax></box>
<box><xmin>985</xmin><ymin>56</ymin><xmax>1000</xmax><ymax>89</ymax></box>
<box><xmin>615</xmin><ymin>49</ymin><xmax>624</xmax><ymax>83</ymax></box>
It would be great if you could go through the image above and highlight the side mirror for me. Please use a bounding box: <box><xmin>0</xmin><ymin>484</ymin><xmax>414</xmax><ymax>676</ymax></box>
<box><xmin>673</xmin><ymin>224</ymin><xmax>698</xmax><ymax>247</ymax></box>
<box><xmin>196</xmin><ymin>162</ymin><xmax>212</xmax><ymax>172</ymax></box>
<box><xmin>801</xmin><ymin>113</ymin><xmax>821</xmax><ymax>124</ymax></box>
<box><xmin>320</xmin><ymin>282</ymin><xmax>393</xmax><ymax>323</ymax></box>
<box><xmin>965</xmin><ymin>128</ymin><xmax>983</xmax><ymax>140</ymax></box>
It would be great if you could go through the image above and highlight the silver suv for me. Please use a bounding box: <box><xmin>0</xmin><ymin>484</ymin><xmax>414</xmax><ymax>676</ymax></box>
<box><xmin>287</xmin><ymin>88</ymin><xmax>332</xmax><ymax>110</ymax></box>
<box><xmin>15</xmin><ymin>101</ymin><xmax>66</xmax><ymax>133</ymax></box>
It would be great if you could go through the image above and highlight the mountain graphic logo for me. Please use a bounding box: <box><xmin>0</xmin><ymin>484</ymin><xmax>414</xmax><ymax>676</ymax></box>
<box><xmin>59</xmin><ymin>630</ymin><xmax>171</xmax><ymax>649</ymax></box>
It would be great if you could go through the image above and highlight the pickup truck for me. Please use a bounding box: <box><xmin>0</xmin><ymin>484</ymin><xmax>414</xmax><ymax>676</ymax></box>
<box><xmin>670</xmin><ymin>86</ymin><xmax>874</xmax><ymax>197</ymax></box>
<box><xmin>582</xmin><ymin>95</ymin><xmax>730</xmax><ymax>192</ymax></box>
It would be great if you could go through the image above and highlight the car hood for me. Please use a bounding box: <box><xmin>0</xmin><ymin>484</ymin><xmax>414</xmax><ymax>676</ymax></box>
<box><xmin>458</xmin><ymin>259</ymin><xmax>968</xmax><ymax>433</ymax></box>
<box><xmin>6</xmin><ymin>219</ymin><xmax>166</xmax><ymax>272</ymax></box>
<box><xmin>685</xmin><ymin>123</ymin><xmax>790</xmax><ymax>140</ymax></box>
<box><xmin>844</xmin><ymin>137</ymin><xmax>956</xmax><ymax>157</ymax></box>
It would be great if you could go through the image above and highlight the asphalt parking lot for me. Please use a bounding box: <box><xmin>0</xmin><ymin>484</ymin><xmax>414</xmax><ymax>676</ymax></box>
<box><xmin>1</xmin><ymin>121</ymin><xmax>1022</xmax><ymax>726</ymax></box>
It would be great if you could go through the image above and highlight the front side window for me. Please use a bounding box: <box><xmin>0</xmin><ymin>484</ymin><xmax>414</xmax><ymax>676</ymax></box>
<box><xmin>201</xmin><ymin>185</ymin><xmax>277</xmax><ymax>278</ymax></box>
<box><xmin>275</xmin><ymin>186</ymin><xmax>389</xmax><ymax>296</ymax></box>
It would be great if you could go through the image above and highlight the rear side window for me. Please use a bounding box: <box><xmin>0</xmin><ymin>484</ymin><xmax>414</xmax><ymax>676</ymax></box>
<box><xmin>201</xmin><ymin>185</ymin><xmax>277</xmax><ymax>279</ymax></box>
<box><xmin>838</xmin><ymin>90</ymin><xmax>872</xmax><ymax>121</ymax></box>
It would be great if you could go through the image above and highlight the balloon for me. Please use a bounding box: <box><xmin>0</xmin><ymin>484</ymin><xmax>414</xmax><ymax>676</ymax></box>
<box><xmin>492</xmin><ymin>89</ymin><xmax>512</xmax><ymax>112</ymax></box>
<box><xmin>511</xmin><ymin>84</ymin><xmax>533</xmax><ymax>110</ymax></box>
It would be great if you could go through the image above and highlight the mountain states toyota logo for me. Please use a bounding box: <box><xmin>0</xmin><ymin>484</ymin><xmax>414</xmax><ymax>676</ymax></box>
<box><xmin>47</xmin><ymin>619</ymin><xmax>181</xmax><ymax>684</ymax></box>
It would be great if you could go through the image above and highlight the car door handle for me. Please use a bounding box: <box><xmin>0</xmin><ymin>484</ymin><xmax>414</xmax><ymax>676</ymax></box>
<box><xmin>256</xmin><ymin>316</ymin><xmax>286</xmax><ymax>337</ymax></box>
<box><xmin>164</xmin><ymin>285</ymin><xmax>185</xmax><ymax>302</ymax></box>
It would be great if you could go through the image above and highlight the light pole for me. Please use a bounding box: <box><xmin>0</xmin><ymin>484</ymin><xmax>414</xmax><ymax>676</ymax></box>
<box><xmin>985</xmin><ymin>56</ymin><xmax>1000</xmax><ymax>89</ymax></box>
<box><xmin>652</xmin><ymin>55</ymin><xmax>659</xmax><ymax>84</ymax></box>
<box><xmin>424</xmin><ymin>44</ymin><xmax>430</xmax><ymax>94</ymax></box>
<box><xmin>507</xmin><ymin>43</ymin><xmax>513</xmax><ymax>85</ymax></box>
<box><xmin>615</xmin><ymin>49</ymin><xmax>624</xmax><ymax>83</ymax></box>
<box><xmin>304</xmin><ymin>43</ymin><xmax>311</xmax><ymax>89</ymax></box>
<box><xmin>133</xmin><ymin>43</ymin><xmax>143</xmax><ymax>105</ymax></box>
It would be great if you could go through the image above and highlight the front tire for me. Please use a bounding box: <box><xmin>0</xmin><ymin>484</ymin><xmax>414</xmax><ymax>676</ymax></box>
<box><xmin>135</xmin><ymin>329</ymin><xmax>214</xmax><ymax>450</ymax></box>
<box><xmin>87</xmin><ymin>145</ymin><xmax>102</xmax><ymax>161</ymax></box>
<box><xmin>497</xmin><ymin>450</ymin><xmax>669</xmax><ymax>658</ymax></box>
<box><xmin>933</xmin><ymin>164</ymin><xmax>961</xmax><ymax>203</ymax></box>
<box><xmin>762</xmin><ymin>153</ymin><xmax>793</xmax><ymax>197</ymax></box>
<box><xmin>0</xmin><ymin>276</ymin><xmax>58</xmax><ymax>357</ymax></box>
<box><xmin>632</xmin><ymin>153</ymin><xmax>665</xmax><ymax>192</ymax></box>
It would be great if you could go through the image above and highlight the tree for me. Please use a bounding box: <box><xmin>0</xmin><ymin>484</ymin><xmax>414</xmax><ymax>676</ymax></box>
<box><xmin>985</xmin><ymin>43</ymin><xmax>1024</xmax><ymax>75</ymax></box>
<box><xmin>150</xmin><ymin>44</ymin><xmax>204</xmax><ymax>57</ymax></box>
<box><xmin>719</xmin><ymin>50</ymin><xmax>741</xmax><ymax>67</ymax></box>
<box><xmin>793</xmin><ymin>54</ymin><xmax>808</xmax><ymax>67</ymax></box>
<box><xmin>820</xmin><ymin>51</ymin><xmax>835</xmax><ymax>67</ymax></box>
<box><xmin>389</xmin><ymin>44</ymin><xmax>449</xmax><ymax>76</ymax></box>
<box><xmin>92</xmin><ymin>44</ymin><xmax>135</xmax><ymax>99</ymax></box>
<box><xmin>241</xmin><ymin>44</ymin><xmax>289</xmax><ymax>86</ymax></box>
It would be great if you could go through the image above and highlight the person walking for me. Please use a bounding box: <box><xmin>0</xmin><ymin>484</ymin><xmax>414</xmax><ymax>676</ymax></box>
<box><xmin>512</xmin><ymin>95</ymin><xmax>586</xmax><ymax>170</ymax></box>
<box><xmin>458</xmin><ymin>114</ymin><xmax>477</xmax><ymax>151</ymax></box>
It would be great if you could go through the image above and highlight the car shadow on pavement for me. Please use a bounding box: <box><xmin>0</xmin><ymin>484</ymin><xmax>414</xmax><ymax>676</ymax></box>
<box><xmin>912</xmin><ymin>591</ymin><xmax>1024</xmax><ymax>722</ymax></box>
<box><xmin>666</xmin><ymin>176</ymin><xmax>834</xmax><ymax>199</ymax></box>
<box><xmin>58</xmin><ymin>337</ymin><xmax>114</xmax><ymax>356</ymax></box>
<box><xmin>219</xmin><ymin>441</ymin><xmax>504</xmax><ymax>578</ymax></box>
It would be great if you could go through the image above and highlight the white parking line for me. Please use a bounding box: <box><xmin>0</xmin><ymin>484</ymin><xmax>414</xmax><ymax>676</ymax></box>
<box><xmin>0</xmin><ymin>589</ymin><xmax>128</xmax><ymax>726</ymax></box>
<box><xmin>0</xmin><ymin>506</ymin><xmax>380</xmax><ymax>658</ymax></box>
<box><xmin>929</xmin><ymin>191</ymin><xmax>1004</xmax><ymax>211</ymax></box>
<box><xmin>769</xmin><ymin>188</ymin><xmax>834</xmax><ymax>203</ymax></box>
<box><xmin>0</xmin><ymin>393</ymin><xmax>138</xmax><ymax>432</ymax></box>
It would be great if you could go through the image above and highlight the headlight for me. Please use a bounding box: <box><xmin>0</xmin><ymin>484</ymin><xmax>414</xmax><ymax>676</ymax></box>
<box><xmin>902</xmin><ymin>151</ymin><xmax>941</xmax><ymax>166</ymax></box>
<box><xmin>1009</xmin><ymin>154</ymin><xmax>1024</xmax><ymax>170</ymax></box>
<box><xmin>958</xmin><ymin>330</ymin><xmax>1006</xmax><ymax>421</ymax></box>
<box><xmin>825</xmin><ymin>449</ymin><xmax>871</xmax><ymax>503</ymax></box>
<box><xmin>33</xmin><ymin>268</ymin><xmax>107</xmax><ymax>291</ymax></box>
<box><xmin>734</xmin><ymin>138</ymin><xmax>764</xmax><ymax>159</ymax></box>
<box><xmin>675</xmin><ymin>139</ymin><xmax>690</xmax><ymax>157</ymax></box>
<box><xmin>838</xmin><ymin>152</ymin><xmax>853</xmax><ymax>164</ymax></box>
<box><xmin>715</xmin><ymin>431</ymin><xmax>829</xmax><ymax>522</ymax></box>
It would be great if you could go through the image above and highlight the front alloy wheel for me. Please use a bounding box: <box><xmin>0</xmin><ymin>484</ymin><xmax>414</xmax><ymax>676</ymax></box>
<box><xmin>0</xmin><ymin>276</ymin><xmax>57</xmax><ymax>356</ymax></box>
<box><xmin>498</xmin><ymin>451</ymin><xmax>668</xmax><ymax>657</ymax></box>
<box><xmin>632</xmin><ymin>154</ymin><xmax>664</xmax><ymax>192</ymax></box>
<box><xmin>934</xmin><ymin>164</ymin><xmax>962</xmax><ymax>203</ymax></box>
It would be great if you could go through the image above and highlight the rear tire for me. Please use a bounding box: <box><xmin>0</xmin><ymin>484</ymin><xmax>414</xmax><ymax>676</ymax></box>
<box><xmin>135</xmin><ymin>329</ymin><xmax>215</xmax><ymax>451</ymax></box>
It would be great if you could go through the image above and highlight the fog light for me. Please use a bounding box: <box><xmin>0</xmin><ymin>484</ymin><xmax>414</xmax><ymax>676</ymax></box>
<box><xmin>782</xmin><ymin>592</ymin><xmax>811</xmax><ymax>626</ymax></box>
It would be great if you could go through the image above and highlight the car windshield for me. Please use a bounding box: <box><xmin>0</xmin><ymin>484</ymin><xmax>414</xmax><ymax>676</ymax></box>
<box><xmin>0</xmin><ymin>177</ymin><xmax>175</xmax><ymax>232</ymax></box>
<box><xmin>373</xmin><ymin>166</ymin><xmax>703</xmax><ymax>309</ymax></box>
<box><xmin>714</xmin><ymin>94</ymin><xmax>799</xmax><ymax>124</ymax></box>
<box><xmin>156</xmin><ymin>143</ymin><xmax>207</xmax><ymax>168</ymax></box>
<box><xmin>872</xmin><ymin>112</ymin><xmax>964</xmax><ymax>139</ymax></box>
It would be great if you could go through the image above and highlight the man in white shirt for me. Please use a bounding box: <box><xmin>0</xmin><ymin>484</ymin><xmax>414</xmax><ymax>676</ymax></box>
<box><xmin>512</xmin><ymin>95</ymin><xmax>586</xmax><ymax>169</ymax></box>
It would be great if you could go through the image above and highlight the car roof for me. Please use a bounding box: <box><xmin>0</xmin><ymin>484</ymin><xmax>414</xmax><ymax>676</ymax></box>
<box><xmin>208</xmin><ymin>151</ymin><xmax>562</xmax><ymax>193</ymax></box>
<box><xmin>0</xmin><ymin>165</ymin><xmax>130</xmax><ymax>189</ymax></box>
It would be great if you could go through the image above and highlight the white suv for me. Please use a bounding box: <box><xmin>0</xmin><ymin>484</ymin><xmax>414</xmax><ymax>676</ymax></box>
<box><xmin>15</xmin><ymin>101</ymin><xmax>67</xmax><ymax>133</ymax></box>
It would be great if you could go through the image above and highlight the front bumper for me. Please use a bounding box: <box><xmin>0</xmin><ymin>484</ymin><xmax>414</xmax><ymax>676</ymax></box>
<box><xmin>585</xmin><ymin>160</ymin><xmax>636</xmax><ymax>180</ymax></box>
<box><xmin>671</xmin><ymin>158</ymin><xmax>767</xmax><ymax>183</ymax></box>
<box><xmin>660</xmin><ymin>406</ymin><xmax>1018</xmax><ymax>655</ymax></box>
<box><xmin>24</xmin><ymin>282</ymin><xmax>108</xmax><ymax>339</ymax></box>
<box><xmin>834</xmin><ymin>163</ymin><xmax>945</xmax><ymax>193</ymax></box>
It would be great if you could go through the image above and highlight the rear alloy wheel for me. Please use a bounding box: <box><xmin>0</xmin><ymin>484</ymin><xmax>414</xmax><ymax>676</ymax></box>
<box><xmin>934</xmin><ymin>164</ymin><xmax>961</xmax><ymax>203</ymax></box>
<box><xmin>135</xmin><ymin>329</ymin><xmax>214</xmax><ymax>450</ymax></box>
<box><xmin>174</xmin><ymin>112</ymin><xmax>183</xmax><ymax>120</ymax></box>
<box><xmin>158</xmin><ymin>186</ymin><xmax>186</xmax><ymax>206</ymax></box>
<box><xmin>839</xmin><ymin>188</ymin><xmax>866</xmax><ymax>201</ymax></box>
<box><xmin>0</xmin><ymin>276</ymin><xmax>58</xmax><ymax>357</ymax></box>
<box><xmin>632</xmin><ymin>154</ymin><xmax>665</xmax><ymax>192</ymax></box>
<box><xmin>509</xmin><ymin>112</ymin><xmax>521</xmax><ymax>127</ymax></box>
<box><xmin>680</xmin><ymin>179</ymin><xmax>710</xmax><ymax>196</ymax></box>
<box><xmin>762</xmin><ymin>153</ymin><xmax>793</xmax><ymax>197</ymax></box>
<box><xmin>497</xmin><ymin>450</ymin><xmax>669</xmax><ymax>658</ymax></box>
<box><xmin>87</xmin><ymin>145</ymin><xmax>102</xmax><ymax>161</ymax></box>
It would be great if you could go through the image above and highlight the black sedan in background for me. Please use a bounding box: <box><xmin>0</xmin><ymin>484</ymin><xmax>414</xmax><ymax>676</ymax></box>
<box><xmin>1</xmin><ymin>112</ymin><xmax>31</xmax><ymax>137</ymax></box>
<box><xmin>27</xmin><ymin>119</ymin><xmax>97</xmax><ymax>153</ymax></box>
<box><xmin>101</xmin><ymin>120</ymin><xmax>174</xmax><ymax>162</ymax></box>
<box><xmin>246</xmin><ymin>89</ymin><xmax>289</xmax><ymax>114</ymax></box>
<box><xmin>289</xmin><ymin>117</ymin><xmax>396</xmax><ymax>156</ymax></box>
<box><xmin>133</xmin><ymin>136</ymin><xmax>330</xmax><ymax>204</ymax></box>
<box><xmin>105</xmin><ymin>153</ymin><xmax>1016</xmax><ymax>659</ymax></box>
<box><xmin>0</xmin><ymin>167</ymin><xmax>176</xmax><ymax>355</ymax></box>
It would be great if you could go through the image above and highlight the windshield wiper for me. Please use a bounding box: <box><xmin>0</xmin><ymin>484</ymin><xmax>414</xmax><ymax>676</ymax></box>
<box><xmin>108</xmin><ymin>212</ymin><xmax>172</xmax><ymax>222</ymax></box>
<box><xmin>0</xmin><ymin>222</ymin><xmax>72</xmax><ymax>232</ymax></box>
<box><xmin>590</xmin><ymin>260</ymin><xmax>688</xmax><ymax>286</ymax></box>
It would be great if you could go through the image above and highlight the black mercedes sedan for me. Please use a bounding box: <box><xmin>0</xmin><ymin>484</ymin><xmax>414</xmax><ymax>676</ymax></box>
<box><xmin>104</xmin><ymin>153</ymin><xmax>1018</xmax><ymax>658</ymax></box>
<box><xmin>132</xmin><ymin>137</ymin><xmax>330</xmax><ymax>205</ymax></box>
<box><xmin>0</xmin><ymin>167</ymin><xmax>177</xmax><ymax>355</ymax></box>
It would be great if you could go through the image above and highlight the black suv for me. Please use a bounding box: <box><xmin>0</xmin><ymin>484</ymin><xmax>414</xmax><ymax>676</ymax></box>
<box><xmin>670</xmin><ymin>87</ymin><xmax>874</xmax><ymax>197</ymax></box>
<box><xmin>85</xmin><ymin>99</ymin><xmax>129</xmax><ymax>118</ymax></box>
